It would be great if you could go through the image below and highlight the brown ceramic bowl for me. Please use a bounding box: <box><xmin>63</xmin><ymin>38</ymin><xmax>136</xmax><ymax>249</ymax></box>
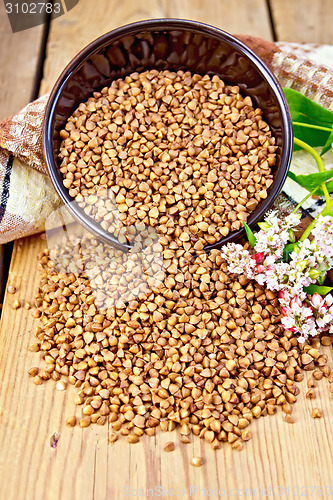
<box><xmin>43</xmin><ymin>19</ymin><xmax>293</xmax><ymax>250</ymax></box>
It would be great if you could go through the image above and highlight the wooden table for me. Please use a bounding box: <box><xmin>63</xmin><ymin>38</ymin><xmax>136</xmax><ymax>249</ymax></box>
<box><xmin>1</xmin><ymin>2</ymin><xmax>333</xmax><ymax>499</ymax></box>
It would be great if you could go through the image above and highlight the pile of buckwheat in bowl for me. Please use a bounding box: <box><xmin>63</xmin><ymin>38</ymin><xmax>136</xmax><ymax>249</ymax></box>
<box><xmin>58</xmin><ymin>69</ymin><xmax>276</xmax><ymax>247</ymax></box>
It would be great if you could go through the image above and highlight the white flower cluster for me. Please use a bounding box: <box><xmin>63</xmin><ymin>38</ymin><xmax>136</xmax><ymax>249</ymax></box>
<box><xmin>280</xmin><ymin>292</ymin><xmax>333</xmax><ymax>343</ymax></box>
<box><xmin>220</xmin><ymin>211</ymin><xmax>333</xmax><ymax>343</ymax></box>
<box><xmin>255</xmin><ymin>210</ymin><xmax>301</xmax><ymax>260</ymax></box>
<box><xmin>219</xmin><ymin>243</ymin><xmax>256</xmax><ymax>277</ymax></box>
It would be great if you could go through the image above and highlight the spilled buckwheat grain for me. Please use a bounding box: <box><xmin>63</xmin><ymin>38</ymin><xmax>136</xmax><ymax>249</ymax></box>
<box><xmin>27</xmin><ymin>69</ymin><xmax>333</xmax><ymax>452</ymax></box>
<box><xmin>28</xmin><ymin>239</ymin><xmax>333</xmax><ymax>450</ymax></box>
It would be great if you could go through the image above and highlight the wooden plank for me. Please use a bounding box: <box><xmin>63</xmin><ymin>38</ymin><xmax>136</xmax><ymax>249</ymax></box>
<box><xmin>270</xmin><ymin>0</ymin><xmax>333</xmax><ymax>44</ymax></box>
<box><xmin>39</xmin><ymin>0</ymin><xmax>273</xmax><ymax>95</ymax></box>
<box><xmin>2</xmin><ymin>1</ymin><xmax>333</xmax><ymax>500</ymax></box>
<box><xmin>0</xmin><ymin>1</ymin><xmax>44</xmax><ymax>119</ymax></box>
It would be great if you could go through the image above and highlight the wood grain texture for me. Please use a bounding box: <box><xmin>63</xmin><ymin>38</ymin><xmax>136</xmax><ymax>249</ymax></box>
<box><xmin>270</xmin><ymin>0</ymin><xmax>333</xmax><ymax>44</ymax></box>
<box><xmin>0</xmin><ymin>1</ymin><xmax>43</xmax><ymax>119</ymax></box>
<box><xmin>2</xmin><ymin>1</ymin><xmax>333</xmax><ymax>500</ymax></box>
<box><xmin>39</xmin><ymin>0</ymin><xmax>273</xmax><ymax>95</ymax></box>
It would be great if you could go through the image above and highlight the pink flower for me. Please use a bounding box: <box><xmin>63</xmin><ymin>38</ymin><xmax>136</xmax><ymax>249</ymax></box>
<box><xmin>279</xmin><ymin>290</ymin><xmax>288</xmax><ymax>300</ymax></box>
<box><xmin>290</xmin><ymin>295</ymin><xmax>302</xmax><ymax>308</ymax></box>
<box><xmin>280</xmin><ymin>315</ymin><xmax>297</xmax><ymax>332</ymax></box>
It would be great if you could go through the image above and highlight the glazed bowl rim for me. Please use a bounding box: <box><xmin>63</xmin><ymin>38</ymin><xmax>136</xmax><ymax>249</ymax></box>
<box><xmin>43</xmin><ymin>18</ymin><xmax>293</xmax><ymax>251</ymax></box>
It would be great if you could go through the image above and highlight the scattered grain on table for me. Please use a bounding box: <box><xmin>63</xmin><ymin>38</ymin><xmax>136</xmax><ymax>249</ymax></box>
<box><xmin>190</xmin><ymin>457</ymin><xmax>203</xmax><ymax>467</ymax></box>
<box><xmin>163</xmin><ymin>442</ymin><xmax>175</xmax><ymax>452</ymax></box>
<box><xmin>26</xmin><ymin>239</ymin><xmax>333</xmax><ymax>450</ymax></box>
<box><xmin>311</xmin><ymin>408</ymin><xmax>323</xmax><ymax>418</ymax></box>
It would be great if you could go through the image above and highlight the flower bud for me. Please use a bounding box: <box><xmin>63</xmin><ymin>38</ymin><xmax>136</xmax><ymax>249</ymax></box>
<box><xmin>288</xmin><ymin>229</ymin><xmax>296</xmax><ymax>243</ymax></box>
<box><xmin>281</xmin><ymin>306</ymin><xmax>289</xmax><ymax>317</ymax></box>
<box><xmin>308</xmin><ymin>269</ymin><xmax>321</xmax><ymax>280</ymax></box>
<box><xmin>296</xmin><ymin>260</ymin><xmax>308</xmax><ymax>272</ymax></box>
<box><xmin>254</xmin><ymin>265</ymin><xmax>266</xmax><ymax>274</ymax></box>
<box><xmin>251</xmin><ymin>252</ymin><xmax>265</xmax><ymax>264</ymax></box>
<box><xmin>258</xmin><ymin>222</ymin><xmax>271</xmax><ymax>230</ymax></box>
<box><xmin>318</xmin><ymin>273</ymin><xmax>327</xmax><ymax>285</ymax></box>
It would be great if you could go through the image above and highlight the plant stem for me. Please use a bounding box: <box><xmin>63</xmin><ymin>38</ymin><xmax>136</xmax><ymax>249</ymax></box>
<box><xmin>299</xmin><ymin>198</ymin><xmax>333</xmax><ymax>241</ymax></box>
<box><xmin>292</xmin><ymin>186</ymin><xmax>319</xmax><ymax>213</ymax></box>
<box><xmin>293</xmin><ymin>137</ymin><xmax>331</xmax><ymax>208</ymax></box>
<box><xmin>293</xmin><ymin>122</ymin><xmax>332</xmax><ymax>133</ymax></box>
<box><xmin>293</xmin><ymin>137</ymin><xmax>332</xmax><ymax>241</ymax></box>
<box><xmin>294</xmin><ymin>137</ymin><xmax>325</xmax><ymax>172</ymax></box>
<box><xmin>299</xmin><ymin>214</ymin><xmax>320</xmax><ymax>241</ymax></box>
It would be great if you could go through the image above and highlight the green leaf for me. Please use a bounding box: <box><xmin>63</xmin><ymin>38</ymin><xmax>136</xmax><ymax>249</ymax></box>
<box><xmin>243</xmin><ymin>222</ymin><xmax>257</xmax><ymax>247</ymax></box>
<box><xmin>283</xmin><ymin>242</ymin><xmax>298</xmax><ymax>262</ymax></box>
<box><xmin>283</xmin><ymin>88</ymin><xmax>333</xmax><ymax>149</ymax></box>
<box><xmin>304</xmin><ymin>284</ymin><xmax>333</xmax><ymax>295</ymax></box>
<box><xmin>287</xmin><ymin>169</ymin><xmax>333</xmax><ymax>195</ymax></box>
<box><xmin>321</xmin><ymin>126</ymin><xmax>333</xmax><ymax>156</ymax></box>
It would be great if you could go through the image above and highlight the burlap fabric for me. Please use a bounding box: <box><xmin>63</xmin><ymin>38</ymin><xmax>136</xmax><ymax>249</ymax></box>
<box><xmin>1</xmin><ymin>36</ymin><xmax>333</xmax><ymax>244</ymax></box>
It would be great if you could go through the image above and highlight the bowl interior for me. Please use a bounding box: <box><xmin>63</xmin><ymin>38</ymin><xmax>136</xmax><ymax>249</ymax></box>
<box><xmin>44</xmin><ymin>19</ymin><xmax>292</xmax><ymax>250</ymax></box>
